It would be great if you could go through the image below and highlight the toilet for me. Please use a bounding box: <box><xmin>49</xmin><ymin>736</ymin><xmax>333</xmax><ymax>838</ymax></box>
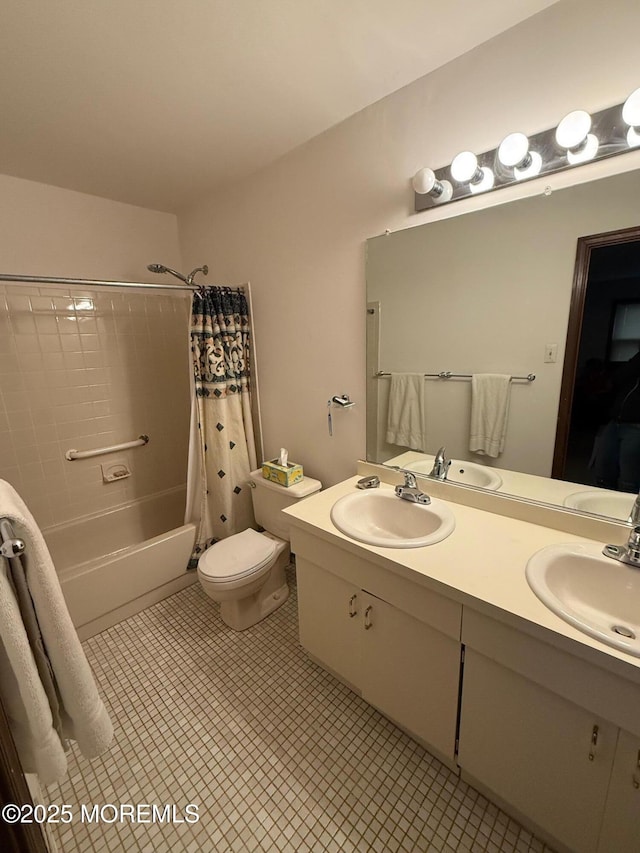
<box><xmin>197</xmin><ymin>469</ymin><xmax>321</xmax><ymax>630</ymax></box>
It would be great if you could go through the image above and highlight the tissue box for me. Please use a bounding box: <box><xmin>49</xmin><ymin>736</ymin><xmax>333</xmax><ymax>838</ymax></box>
<box><xmin>262</xmin><ymin>459</ymin><xmax>303</xmax><ymax>487</ymax></box>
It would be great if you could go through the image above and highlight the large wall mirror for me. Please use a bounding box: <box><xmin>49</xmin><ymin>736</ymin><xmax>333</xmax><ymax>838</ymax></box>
<box><xmin>366</xmin><ymin>169</ymin><xmax>640</xmax><ymax>522</ymax></box>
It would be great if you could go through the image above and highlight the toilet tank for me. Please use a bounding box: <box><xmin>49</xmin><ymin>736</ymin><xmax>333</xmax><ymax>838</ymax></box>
<box><xmin>249</xmin><ymin>469</ymin><xmax>321</xmax><ymax>541</ymax></box>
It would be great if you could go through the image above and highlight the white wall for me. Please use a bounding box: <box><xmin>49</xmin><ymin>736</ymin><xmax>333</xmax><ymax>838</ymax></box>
<box><xmin>178</xmin><ymin>0</ymin><xmax>640</xmax><ymax>487</ymax></box>
<box><xmin>0</xmin><ymin>174</ymin><xmax>185</xmax><ymax>526</ymax></box>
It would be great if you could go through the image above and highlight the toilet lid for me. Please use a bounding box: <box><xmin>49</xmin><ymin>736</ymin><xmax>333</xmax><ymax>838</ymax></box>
<box><xmin>198</xmin><ymin>528</ymin><xmax>277</xmax><ymax>582</ymax></box>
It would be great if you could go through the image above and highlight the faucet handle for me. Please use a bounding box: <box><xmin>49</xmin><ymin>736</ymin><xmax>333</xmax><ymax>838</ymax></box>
<box><xmin>403</xmin><ymin>471</ymin><xmax>418</xmax><ymax>488</ymax></box>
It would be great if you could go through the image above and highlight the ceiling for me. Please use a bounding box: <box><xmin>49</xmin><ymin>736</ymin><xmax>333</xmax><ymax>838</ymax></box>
<box><xmin>0</xmin><ymin>1</ymin><xmax>557</xmax><ymax>213</ymax></box>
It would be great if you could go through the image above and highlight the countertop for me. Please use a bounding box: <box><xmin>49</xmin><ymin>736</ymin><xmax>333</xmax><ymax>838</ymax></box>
<box><xmin>284</xmin><ymin>475</ymin><xmax>640</xmax><ymax>685</ymax></box>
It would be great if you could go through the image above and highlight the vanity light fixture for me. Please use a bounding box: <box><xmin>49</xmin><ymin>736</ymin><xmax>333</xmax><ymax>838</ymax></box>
<box><xmin>413</xmin><ymin>87</ymin><xmax>640</xmax><ymax>212</ymax></box>
<box><xmin>622</xmin><ymin>87</ymin><xmax>640</xmax><ymax>147</ymax></box>
<box><xmin>411</xmin><ymin>167</ymin><xmax>453</xmax><ymax>202</ymax></box>
<box><xmin>555</xmin><ymin>109</ymin><xmax>599</xmax><ymax>164</ymax></box>
<box><xmin>450</xmin><ymin>151</ymin><xmax>494</xmax><ymax>193</ymax></box>
<box><xmin>497</xmin><ymin>132</ymin><xmax>542</xmax><ymax>179</ymax></box>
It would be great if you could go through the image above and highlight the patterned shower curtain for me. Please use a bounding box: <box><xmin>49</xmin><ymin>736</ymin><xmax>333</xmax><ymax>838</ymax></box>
<box><xmin>188</xmin><ymin>286</ymin><xmax>257</xmax><ymax>567</ymax></box>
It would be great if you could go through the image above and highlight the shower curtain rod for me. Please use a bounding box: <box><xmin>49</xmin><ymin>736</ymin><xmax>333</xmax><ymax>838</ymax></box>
<box><xmin>0</xmin><ymin>274</ymin><xmax>247</xmax><ymax>294</ymax></box>
<box><xmin>0</xmin><ymin>273</ymin><xmax>200</xmax><ymax>291</ymax></box>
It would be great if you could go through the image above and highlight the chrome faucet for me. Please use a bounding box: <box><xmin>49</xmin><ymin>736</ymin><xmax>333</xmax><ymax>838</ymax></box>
<box><xmin>429</xmin><ymin>446</ymin><xmax>451</xmax><ymax>481</ymax></box>
<box><xmin>603</xmin><ymin>525</ymin><xmax>640</xmax><ymax>568</ymax></box>
<box><xmin>395</xmin><ymin>471</ymin><xmax>431</xmax><ymax>505</ymax></box>
<box><xmin>629</xmin><ymin>493</ymin><xmax>640</xmax><ymax>526</ymax></box>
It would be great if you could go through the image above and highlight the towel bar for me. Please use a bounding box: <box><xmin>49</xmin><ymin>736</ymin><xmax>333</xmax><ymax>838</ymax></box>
<box><xmin>375</xmin><ymin>371</ymin><xmax>536</xmax><ymax>382</ymax></box>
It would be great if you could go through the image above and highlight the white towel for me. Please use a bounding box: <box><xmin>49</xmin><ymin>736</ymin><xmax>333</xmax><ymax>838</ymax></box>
<box><xmin>386</xmin><ymin>373</ymin><xmax>427</xmax><ymax>451</ymax></box>
<box><xmin>469</xmin><ymin>374</ymin><xmax>512</xmax><ymax>458</ymax></box>
<box><xmin>0</xmin><ymin>480</ymin><xmax>113</xmax><ymax>783</ymax></box>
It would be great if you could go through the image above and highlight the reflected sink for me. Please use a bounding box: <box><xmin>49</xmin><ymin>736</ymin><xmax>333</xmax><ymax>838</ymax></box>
<box><xmin>402</xmin><ymin>458</ymin><xmax>502</xmax><ymax>490</ymax></box>
<box><xmin>526</xmin><ymin>543</ymin><xmax>640</xmax><ymax>657</ymax></box>
<box><xmin>330</xmin><ymin>489</ymin><xmax>455</xmax><ymax>548</ymax></box>
<box><xmin>563</xmin><ymin>490</ymin><xmax>634</xmax><ymax>521</ymax></box>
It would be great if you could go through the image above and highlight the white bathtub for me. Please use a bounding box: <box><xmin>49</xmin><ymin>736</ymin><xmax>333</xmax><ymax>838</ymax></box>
<box><xmin>44</xmin><ymin>487</ymin><xmax>197</xmax><ymax>639</ymax></box>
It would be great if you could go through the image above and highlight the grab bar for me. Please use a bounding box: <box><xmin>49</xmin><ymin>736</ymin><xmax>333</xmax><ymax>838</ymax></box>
<box><xmin>0</xmin><ymin>517</ymin><xmax>26</xmax><ymax>558</ymax></box>
<box><xmin>65</xmin><ymin>434</ymin><xmax>149</xmax><ymax>461</ymax></box>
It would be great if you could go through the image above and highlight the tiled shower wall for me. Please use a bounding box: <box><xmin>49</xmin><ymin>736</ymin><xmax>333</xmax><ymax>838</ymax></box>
<box><xmin>0</xmin><ymin>284</ymin><xmax>192</xmax><ymax>529</ymax></box>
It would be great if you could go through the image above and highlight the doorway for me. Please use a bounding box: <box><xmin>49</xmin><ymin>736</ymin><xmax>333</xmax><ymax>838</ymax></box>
<box><xmin>553</xmin><ymin>226</ymin><xmax>640</xmax><ymax>487</ymax></box>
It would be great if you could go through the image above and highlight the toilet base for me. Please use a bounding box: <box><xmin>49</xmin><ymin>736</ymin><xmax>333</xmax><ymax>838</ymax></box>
<box><xmin>219</xmin><ymin>543</ymin><xmax>290</xmax><ymax>631</ymax></box>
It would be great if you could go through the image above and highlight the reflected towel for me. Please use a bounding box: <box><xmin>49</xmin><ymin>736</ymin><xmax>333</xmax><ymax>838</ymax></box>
<box><xmin>386</xmin><ymin>373</ymin><xmax>427</xmax><ymax>451</ymax></box>
<box><xmin>469</xmin><ymin>374</ymin><xmax>512</xmax><ymax>458</ymax></box>
<box><xmin>0</xmin><ymin>480</ymin><xmax>113</xmax><ymax>784</ymax></box>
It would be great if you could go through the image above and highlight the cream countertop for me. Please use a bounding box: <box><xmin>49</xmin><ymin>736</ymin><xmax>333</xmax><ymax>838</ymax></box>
<box><xmin>284</xmin><ymin>475</ymin><xmax>640</xmax><ymax>685</ymax></box>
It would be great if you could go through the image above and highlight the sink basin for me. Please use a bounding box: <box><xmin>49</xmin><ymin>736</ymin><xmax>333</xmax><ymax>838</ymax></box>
<box><xmin>526</xmin><ymin>543</ymin><xmax>640</xmax><ymax>657</ymax></box>
<box><xmin>330</xmin><ymin>489</ymin><xmax>455</xmax><ymax>548</ymax></box>
<box><xmin>563</xmin><ymin>489</ymin><xmax>634</xmax><ymax>521</ymax></box>
<box><xmin>401</xmin><ymin>458</ymin><xmax>502</xmax><ymax>490</ymax></box>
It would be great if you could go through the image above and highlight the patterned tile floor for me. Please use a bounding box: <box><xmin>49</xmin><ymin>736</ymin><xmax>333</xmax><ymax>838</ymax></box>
<box><xmin>44</xmin><ymin>568</ymin><xmax>555</xmax><ymax>853</ymax></box>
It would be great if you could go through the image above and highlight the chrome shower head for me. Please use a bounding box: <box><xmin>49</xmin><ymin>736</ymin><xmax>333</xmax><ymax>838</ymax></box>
<box><xmin>146</xmin><ymin>263</ymin><xmax>189</xmax><ymax>284</ymax></box>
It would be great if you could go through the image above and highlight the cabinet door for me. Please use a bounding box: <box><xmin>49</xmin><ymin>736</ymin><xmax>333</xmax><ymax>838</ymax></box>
<box><xmin>296</xmin><ymin>557</ymin><xmax>362</xmax><ymax>690</ymax></box>
<box><xmin>360</xmin><ymin>592</ymin><xmax>460</xmax><ymax>760</ymax></box>
<box><xmin>598</xmin><ymin>729</ymin><xmax>640</xmax><ymax>853</ymax></box>
<box><xmin>458</xmin><ymin>649</ymin><xmax>615</xmax><ymax>853</ymax></box>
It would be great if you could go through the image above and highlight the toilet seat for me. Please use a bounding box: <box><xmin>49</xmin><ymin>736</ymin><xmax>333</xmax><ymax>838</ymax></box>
<box><xmin>198</xmin><ymin>528</ymin><xmax>277</xmax><ymax>585</ymax></box>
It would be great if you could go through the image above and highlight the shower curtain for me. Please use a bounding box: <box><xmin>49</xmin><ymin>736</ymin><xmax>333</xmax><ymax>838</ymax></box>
<box><xmin>186</xmin><ymin>286</ymin><xmax>257</xmax><ymax>567</ymax></box>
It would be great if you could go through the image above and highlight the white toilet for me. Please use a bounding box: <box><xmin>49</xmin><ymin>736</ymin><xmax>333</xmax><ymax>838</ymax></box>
<box><xmin>197</xmin><ymin>469</ymin><xmax>321</xmax><ymax>630</ymax></box>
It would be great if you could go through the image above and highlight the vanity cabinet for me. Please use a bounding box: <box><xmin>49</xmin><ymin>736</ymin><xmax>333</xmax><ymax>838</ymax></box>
<box><xmin>294</xmin><ymin>530</ymin><xmax>462</xmax><ymax>764</ymax></box>
<box><xmin>459</xmin><ymin>609</ymin><xmax>640</xmax><ymax>853</ymax></box>
<box><xmin>458</xmin><ymin>648</ymin><xmax>615</xmax><ymax>853</ymax></box>
<box><xmin>598</xmin><ymin>729</ymin><xmax>640</xmax><ymax>853</ymax></box>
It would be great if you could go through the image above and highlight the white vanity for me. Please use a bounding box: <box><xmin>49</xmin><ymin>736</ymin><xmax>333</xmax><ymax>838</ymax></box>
<box><xmin>284</xmin><ymin>470</ymin><xmax>640</xmax><ymax>853</ymax></box>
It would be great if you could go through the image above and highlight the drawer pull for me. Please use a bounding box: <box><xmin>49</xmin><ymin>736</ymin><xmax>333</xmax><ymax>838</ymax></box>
<box><xmin>364</xmin><ymin>605</ymin><xmax>373</xmax><ymax>630</ymax></box>
<box><xmin>588</xmin><ymin>724</ymin><xmax>599</xmax><ymax>761</ymax></box>
<box><xmin>348</xmin><ymin>594</ymin><xmax>357</xmax><ymax>618</ymax></box>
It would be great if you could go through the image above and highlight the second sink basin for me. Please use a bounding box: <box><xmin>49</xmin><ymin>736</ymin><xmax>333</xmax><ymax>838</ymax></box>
<box><xmin>330</xmin><ymin>489</ymin><xmax>455</xmax><ymax>548</ymax></box>
<box><xmin>400</xmin><ymin>458</ymin><xmax>503</xmax><ymax>490</ymax></box>
<box><xmin>526</xmin><ymin>543</ymin><xmax>640</xmax><ymax>657</ymax></box>
<box><xmin>563</xmin><ymin>489</ymin><xmax>634</xmax><ymax>521</ymax></box>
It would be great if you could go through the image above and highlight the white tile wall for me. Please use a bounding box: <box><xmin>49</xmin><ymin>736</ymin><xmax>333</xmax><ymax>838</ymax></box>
<box><xmin>0</xmin><ymin>284</ymin><xmax>191</xmax><ymax>528</ymax></box>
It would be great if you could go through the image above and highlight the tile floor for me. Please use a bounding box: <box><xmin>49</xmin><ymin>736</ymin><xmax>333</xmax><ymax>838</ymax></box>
<box><xmin>44</xmin><ymin>568</ymin><xmax>555</xmax><ymax>853</ymax></box>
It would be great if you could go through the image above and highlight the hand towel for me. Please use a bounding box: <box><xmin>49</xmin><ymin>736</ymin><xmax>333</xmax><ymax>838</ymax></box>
<box><xmin>0</xmin><ymin>480</ymin><xmax>113</xmax><ymax>782</ymax></box>
<box><xmin>386</xmin><ymin>373</ymin><xmax>427</xmax><ymax>451</ymax></box>
<box><xmin>469</xmin><ymin>374</ymin><xmax>512</xmax><ymax>458</ymax></box>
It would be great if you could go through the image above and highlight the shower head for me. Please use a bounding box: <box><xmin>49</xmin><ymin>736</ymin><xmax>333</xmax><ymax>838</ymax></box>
<box><xmin>146</xmin><ymin>263</ymin><xmax>189</xmax><ymax>284</ymax></box>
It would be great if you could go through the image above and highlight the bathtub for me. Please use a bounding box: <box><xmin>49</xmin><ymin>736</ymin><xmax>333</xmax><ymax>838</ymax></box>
<box><xmin>44</xmin><ymin>487</ymin><xmax>197</xmax><ymax>639</ymax></box>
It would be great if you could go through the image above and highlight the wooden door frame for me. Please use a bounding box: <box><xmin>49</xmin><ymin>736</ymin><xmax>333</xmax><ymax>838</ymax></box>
<box><xmin>0</xmin><ymin>692</ymin><xmax>49</xmax><ymax>853</ymax></box>
<box><xmin>552</xmin><ymin>224</ymin><xmax>640</xmax><ymax>479</ymax></box>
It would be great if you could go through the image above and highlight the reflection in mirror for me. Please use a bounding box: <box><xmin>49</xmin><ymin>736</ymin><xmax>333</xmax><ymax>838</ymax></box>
<box><xmin>366</xmin><ymin>170</ymin><xmax>640</xmax><ymax>521</ymax></box>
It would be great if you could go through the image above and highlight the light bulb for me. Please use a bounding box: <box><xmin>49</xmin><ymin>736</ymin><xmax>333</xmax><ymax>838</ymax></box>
<box><xmin>497</xmin><ymin>132</ymin><xmax>542</xmax><ymax>180</ymax></box>
<box><xmin>411</xmin><ymin>168</ymin><xmax>453</xmax><ymax>202</ymax></box>
<box><xmin>555</xmin><ymin>109</ymin><xmax>599</xmax><ymax>163</ymax></box>
<box><xmin>451</xmin><ymin>151</ymin><xmax>483</xmax><ymax>184</ymax></box>
<box><xmin>469</xmin><ymin>167</ymin><xmax>495</xmax><ymax>194</ymax></box>
<box><xmin>622</xmin><ymin>87</ymin><xmax>640</xmax><ymax>147</ymax></box>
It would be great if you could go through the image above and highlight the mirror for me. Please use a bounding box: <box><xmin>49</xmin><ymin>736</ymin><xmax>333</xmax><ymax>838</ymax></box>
<box><xmin>366</xmin><ymin>169</ymin><xmax>640</xmax><ymax>521</ymax></box>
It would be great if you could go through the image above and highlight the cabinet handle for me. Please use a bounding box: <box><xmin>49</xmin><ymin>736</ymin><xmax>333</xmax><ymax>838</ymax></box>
<box><xmin>588</xmin><ymin>724</ymin><xmax>599</xmax><ymax>761</ymax></box>
<box><xmin>348</xmin><ymin>594</ymin><xmax>357</xmax><ymax>618</ymax></box>
<box><xmin>634</xmin><ymin>750</ymin><xmax>640</xmax><ymax>789</ymax></box>
<box><xmin>364</xmin><ymin>605</ymin><xmax>373</xmax><ymax>630</ymax></box>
